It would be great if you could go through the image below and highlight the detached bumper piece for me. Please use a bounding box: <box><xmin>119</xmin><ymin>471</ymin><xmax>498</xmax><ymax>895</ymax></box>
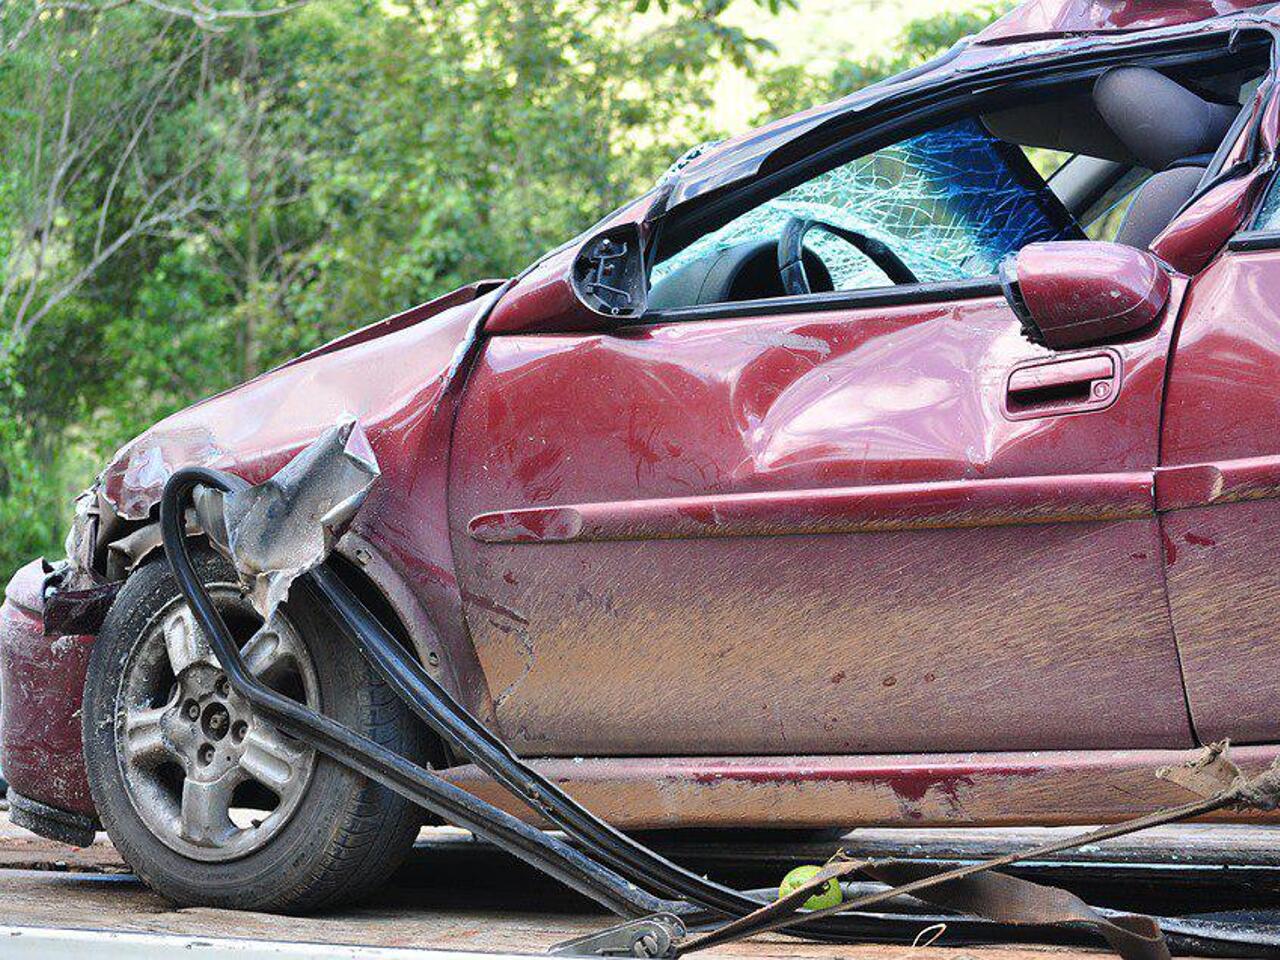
<box><xmin>158</xmin><ymin>424</ymin><xmax>1280</xmax><ymax>960</ymax></box>
<box><xmin>0</xmin><ymin>559</ymin><xmax>98</xmax><ymax>833</ymax></box>
<box><xmin>6</xmin><ymin>789</ymin><xmax>98</xmax><ymax>848</ymax></box>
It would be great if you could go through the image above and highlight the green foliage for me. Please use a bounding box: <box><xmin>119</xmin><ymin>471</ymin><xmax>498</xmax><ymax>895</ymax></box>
<box><xmin>0</xmin><ymin>335</ymin><xmax>75</xmax><ymax>574</ymax></box>
<box><xmin>637</xmin><ymin>0</ymin><xmax>798</xmax><ymax>15</ymax></box>
<box><xmin>755</xmin><ymin>2</ymin><xmax>1013</xmax><ymax>121</ymax></box>
<box><xmin>267</xmin><ymin>0</ymin><xmax>739</xmax><ymax>357</ymax></box>
<box><xmin>0</xmin><ymin>0</ymin><xmax>1005</xmax><ymax>576</ymax></box>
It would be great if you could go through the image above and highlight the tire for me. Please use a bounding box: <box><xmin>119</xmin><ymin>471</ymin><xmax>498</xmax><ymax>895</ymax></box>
<box><xmin>83</xmin><ymin>547</ymin><xmax>424</xmax><ymax>913</ymax></box>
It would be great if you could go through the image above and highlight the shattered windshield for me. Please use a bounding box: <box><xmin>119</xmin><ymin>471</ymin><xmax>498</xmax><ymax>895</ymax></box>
<box><xmin>652</xmin><ymin>117</ymin><xmax>1082</xmax><ymax>293</ymax></box>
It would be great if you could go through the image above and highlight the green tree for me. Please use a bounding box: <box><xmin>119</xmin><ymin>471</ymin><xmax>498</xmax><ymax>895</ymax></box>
<box><xmin>756</xmin><ymin>3</ymin><xmax>1012</xmax><ymax>121</ymax></box>
<box><xmin>0</xmin><ymin>335</ymin><xmax>68</xmax><ymax>571</ymax></box>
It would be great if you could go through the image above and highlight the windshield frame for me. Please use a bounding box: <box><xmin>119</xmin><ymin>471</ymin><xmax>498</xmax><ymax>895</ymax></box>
<box><xmin>660</xmin><ymin>16</ymin><xmax>1275</xmax><ymax>213</ymax></box>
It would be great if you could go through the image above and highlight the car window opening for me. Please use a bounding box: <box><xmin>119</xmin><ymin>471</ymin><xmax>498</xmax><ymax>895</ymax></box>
<box><xmin>646</xmin><ymin>42</ymin><xmax>1270</xmax><ymax>316</ymax></box>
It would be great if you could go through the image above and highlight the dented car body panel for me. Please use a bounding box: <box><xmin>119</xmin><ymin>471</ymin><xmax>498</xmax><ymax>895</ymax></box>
<box><xmin>96</xmin><ymin>283</ymin><xmax>505</xmax><ymax>724</ymax></box>
<box><xmin>1159</xmin><ymin>243</ymin><xmax>1280</xmax><ymax>744</ymax></box>
<box><xmin>10</xmin><ymin>0</ymin><xmax>1280</xmax><ymax>833</ymax></box>
<box><xmin>449</xmin><ymin>282</ymin><xmax>1191</xmax><ymax>757</ymax></box>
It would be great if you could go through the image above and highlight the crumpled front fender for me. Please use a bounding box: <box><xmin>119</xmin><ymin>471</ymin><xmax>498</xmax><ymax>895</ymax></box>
<box><xmin>99</xmin><ymin>283</ymin><xmax>501</xmax><ymax>524</ymax></box>
<box><xmin>91</xmin><ymin>287</ymin><xmax>500</xmax><ymax>718</ymax></box>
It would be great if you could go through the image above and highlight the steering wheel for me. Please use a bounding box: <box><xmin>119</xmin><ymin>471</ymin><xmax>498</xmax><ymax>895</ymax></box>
<box><xmin>777</xmin><ymin>216</ymin><xmax>918</xmax><ymax>296</ymax></box>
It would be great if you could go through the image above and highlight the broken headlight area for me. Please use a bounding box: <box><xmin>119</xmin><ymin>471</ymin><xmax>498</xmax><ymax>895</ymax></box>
<box><xmin>42</xmin><ymin>486</ymin><xmax>127</xmax><ymax>638</ymax></box>
<box><xmin>42</xmin><ymin>418</ymin><xmax>378</xmax><ymax>639</ymax></box>
<box><xmin>40</xmin><ymin>565</ymin><xmax>120</xmax><ymax>638</ymax></box>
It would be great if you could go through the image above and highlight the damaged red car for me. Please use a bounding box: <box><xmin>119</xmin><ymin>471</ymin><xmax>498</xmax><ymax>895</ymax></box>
<box><xmin>7</xmin><ymin>0</ymin><xmax>1280</xmax><ymax>915</ymax></box>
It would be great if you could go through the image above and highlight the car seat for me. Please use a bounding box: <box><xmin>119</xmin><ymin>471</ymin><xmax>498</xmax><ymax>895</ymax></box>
<box><xmin>1092</xmin><ymin>67</ymin><xmax>1240</xmax><ymax>249</ymax></box>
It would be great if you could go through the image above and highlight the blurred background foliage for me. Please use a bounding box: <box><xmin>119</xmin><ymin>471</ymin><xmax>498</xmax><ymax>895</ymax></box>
<box><xmin>0</xmin><ymin>0</ymin><xmax>1009</xmax><ymax>574</ymax></box>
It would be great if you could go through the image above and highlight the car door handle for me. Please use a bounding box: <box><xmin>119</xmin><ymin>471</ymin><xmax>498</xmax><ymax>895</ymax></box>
<box><xmin>1004</xmin><ymin>352</ymin><xmax>1119</xmax><ymax>419</ymax></box>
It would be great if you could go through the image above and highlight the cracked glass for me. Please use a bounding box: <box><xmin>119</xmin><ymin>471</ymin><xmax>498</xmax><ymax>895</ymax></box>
<box><xmin>652</xmin><ymin>117</ymin><xmax>1082</xmax><ymax>297</ymax></box>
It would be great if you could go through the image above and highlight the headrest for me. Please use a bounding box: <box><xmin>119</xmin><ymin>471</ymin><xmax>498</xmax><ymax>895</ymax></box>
<box><xmin>1093</xmin><ymin>67</ymin><xmax>1239</xmax><ymax>171</ymax></box>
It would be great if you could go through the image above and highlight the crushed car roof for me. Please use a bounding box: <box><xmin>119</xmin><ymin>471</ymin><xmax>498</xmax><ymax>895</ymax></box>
<box><xmin>659</xmin><ymin>0</ymin><xmax>1279</xmax><ymax>211</ymax></box>
<box><xmin>978</xmin><ymin>0</ymin><xmax>1276</xmax><ymax>43</ymax></box>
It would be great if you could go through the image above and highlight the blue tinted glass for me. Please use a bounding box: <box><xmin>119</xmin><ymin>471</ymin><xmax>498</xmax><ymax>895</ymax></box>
<box><xmin>654</xmin><ymin>117</ymin><xmax>1081</xmax><ymax>291</ymax></box>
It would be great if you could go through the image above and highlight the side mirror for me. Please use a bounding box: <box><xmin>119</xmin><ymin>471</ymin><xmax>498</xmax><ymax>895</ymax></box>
<box><xmin>571</xmin><ymin>224</ymin><xmax>647</xmax><ymax>321</ymax></box>
<box><xmin>1000</xmin><ymin>241</ymin><xmax>1170</xmax><ymax>350</ymax></box>
<box><xmin>484</xmin><ymin>223</ymin><xmax>648</xmax><ymax>335</ymax></box>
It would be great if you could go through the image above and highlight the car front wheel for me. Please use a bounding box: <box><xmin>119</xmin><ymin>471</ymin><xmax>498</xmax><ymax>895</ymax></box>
<box><xmin>83</xmin><ymin>546</ymin><xmax>424</xmax><ymax>912</ymax></box>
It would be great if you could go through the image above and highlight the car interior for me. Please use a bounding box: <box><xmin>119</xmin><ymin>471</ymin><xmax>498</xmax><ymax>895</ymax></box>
<box><xmin>647</xmin><ymin>47</ymin><xmax>1269</xmax><ymax>312</ymax></box>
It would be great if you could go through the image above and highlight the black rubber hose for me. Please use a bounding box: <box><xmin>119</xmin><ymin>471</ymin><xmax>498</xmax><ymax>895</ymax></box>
<box><xmin>159</xmin><ymin>466</ymin><xmax>682</xmax><ymax>918</ymax></box>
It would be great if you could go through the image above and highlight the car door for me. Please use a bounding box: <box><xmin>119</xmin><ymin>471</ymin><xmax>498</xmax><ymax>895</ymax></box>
<box><xmin>447</xmin><ymin>117</ymin><xmax>1193</xmax><ymax>759</ymax></box>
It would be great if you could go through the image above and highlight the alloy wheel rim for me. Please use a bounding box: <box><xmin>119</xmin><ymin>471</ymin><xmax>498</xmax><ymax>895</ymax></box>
<box><xmin>115</xmin><ymin>587</ymin><xmax>319</xmax><ymax>862</ymax></box>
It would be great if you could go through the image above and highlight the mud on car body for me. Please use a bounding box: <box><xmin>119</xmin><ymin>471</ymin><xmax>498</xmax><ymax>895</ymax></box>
<box><xmin>8</xmin><ymin>0</ymin><xmax>1280</xmax><ymax>912</ymax></box>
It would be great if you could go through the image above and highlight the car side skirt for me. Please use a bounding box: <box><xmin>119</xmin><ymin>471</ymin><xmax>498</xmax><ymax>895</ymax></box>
<box><xmin>441</xmin><ymin>745</ymin><xmax>1280</xmax><ymax>829</ymax></box>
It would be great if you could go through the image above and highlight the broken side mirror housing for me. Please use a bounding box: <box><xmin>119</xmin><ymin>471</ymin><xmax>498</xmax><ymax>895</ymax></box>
<box><xmin>1000</xmin><ymin>240</ymin><xmax>1171</xmax><ymax>350</ymax></box>
<box><xmin>484</xmin><ymin>223</ymin><xmax>648</xmax><ymax>335</ymax></box>
<box><xmin>571</xmin><ymin>224</ymin><xmax>647</xmax><ymax>321</ymax></box>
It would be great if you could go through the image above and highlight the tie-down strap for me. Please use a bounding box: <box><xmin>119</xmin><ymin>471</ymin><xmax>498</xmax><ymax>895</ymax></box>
<box><xmin>675</xmin><ymin>742</ymin><xmax>1280</xmax><ymax>959</ymax></box>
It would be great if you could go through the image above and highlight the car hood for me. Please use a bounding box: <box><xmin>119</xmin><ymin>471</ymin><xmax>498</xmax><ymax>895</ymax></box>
<box><xmin>100</xmin><ymin>282</ymin><xmax>504</xmax><ymax>520</ymax></box>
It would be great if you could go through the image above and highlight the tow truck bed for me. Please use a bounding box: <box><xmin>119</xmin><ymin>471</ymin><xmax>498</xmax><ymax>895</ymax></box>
<box><xmin>4</xmin><ymin>810</ymin><xmax>1277</xmax><ymax>959</ymax></box>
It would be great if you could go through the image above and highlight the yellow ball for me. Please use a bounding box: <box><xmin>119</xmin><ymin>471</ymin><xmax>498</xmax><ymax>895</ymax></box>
<box><xmin>778</xmin><ymin>865</ymin><xmax>843</xmax><ymax>910</ymax></box>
